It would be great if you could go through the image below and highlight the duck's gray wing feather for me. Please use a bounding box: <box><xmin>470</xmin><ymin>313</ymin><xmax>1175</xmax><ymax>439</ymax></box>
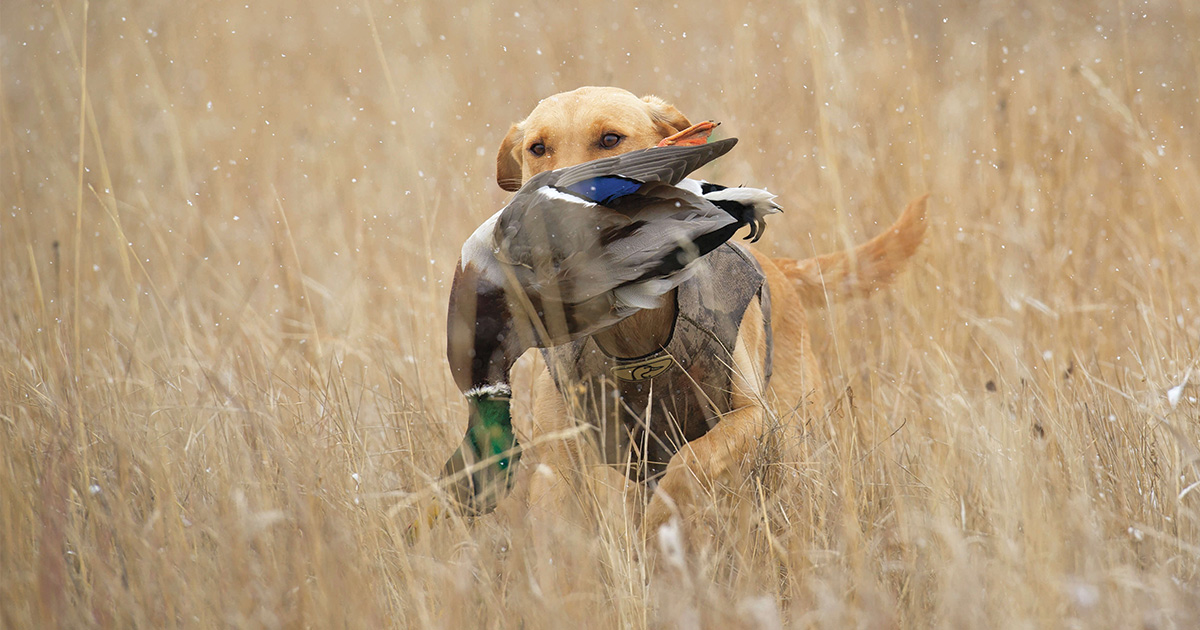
<box><xmin>552</xmin><ymin>138</ymin><xmax>738</xmax><ymax>189</ymax></box>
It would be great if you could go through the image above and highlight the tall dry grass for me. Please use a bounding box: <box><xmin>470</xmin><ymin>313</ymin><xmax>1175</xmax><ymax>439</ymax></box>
<box><xmin>3</xmin><ymin>0</ymin><xmax>1199</xmax><ymax>627</ymax></box>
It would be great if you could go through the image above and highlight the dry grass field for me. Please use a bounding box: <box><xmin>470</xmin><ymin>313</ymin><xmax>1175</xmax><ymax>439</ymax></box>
<box><xmin>3</xmin><ymin>0</ymin><xmax>1200</xmax><ymax>627</ymax></box>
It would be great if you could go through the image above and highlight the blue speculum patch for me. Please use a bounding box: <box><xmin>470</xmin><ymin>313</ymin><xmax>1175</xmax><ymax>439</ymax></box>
<box><xmin>559</xmin><ymin>176</ymin><xmax>642</xmax><ymax>204</ymax></box>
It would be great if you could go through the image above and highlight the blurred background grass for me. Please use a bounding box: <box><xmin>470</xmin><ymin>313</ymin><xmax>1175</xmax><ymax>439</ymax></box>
<box><xmin>2</xmin><ymin>0</ymin><xmax>1199</xmax><ymax>627</ymax></box>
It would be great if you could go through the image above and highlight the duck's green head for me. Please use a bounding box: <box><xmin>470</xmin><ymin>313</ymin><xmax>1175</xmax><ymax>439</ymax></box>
<box><xmin>439</xmin><ymin>384</ymin><xmax>521</xmax><ymax>515</ymax></box>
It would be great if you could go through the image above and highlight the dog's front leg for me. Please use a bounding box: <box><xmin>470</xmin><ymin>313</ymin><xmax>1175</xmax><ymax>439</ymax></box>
<box><xmin>644</xmin><ymin>303</ymin><xmax>769</xmax><ymax>539</ymax></box>
<box><xmin>643</xmin><ymin>403</ymin><xmax>766</xmax><ymax>536</ymax></box>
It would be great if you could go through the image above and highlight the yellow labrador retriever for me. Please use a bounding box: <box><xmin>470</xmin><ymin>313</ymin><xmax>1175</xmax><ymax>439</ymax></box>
<box><xmin>495</xmin><ymin>86</ymin><xmax>927</xmax><ymax>537</ymax></box>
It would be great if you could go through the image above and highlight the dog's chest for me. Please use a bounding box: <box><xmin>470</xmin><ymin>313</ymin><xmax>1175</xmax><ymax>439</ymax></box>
<box><xmin>541</xmin><ymin>244</ymin><xmax>770</xmax><ymax>483</ymax></box>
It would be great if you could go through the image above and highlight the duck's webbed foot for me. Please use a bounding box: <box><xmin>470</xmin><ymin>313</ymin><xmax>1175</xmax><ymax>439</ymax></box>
<box><xmin>657</xmin><ymin>120</ymin><xmax>720</xmax><ymax>147</ymax></box>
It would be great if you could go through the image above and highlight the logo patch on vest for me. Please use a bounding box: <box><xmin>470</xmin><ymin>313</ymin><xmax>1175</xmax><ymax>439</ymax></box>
<box><xmin>611</xmin><ymin>354</ymin><xmax>674</xmax><ymax>382</ymax></box>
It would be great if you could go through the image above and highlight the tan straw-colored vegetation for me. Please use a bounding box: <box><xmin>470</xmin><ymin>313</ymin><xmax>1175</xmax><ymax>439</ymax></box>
<box><xmin>3</xmin><ymin>0</ymin><xmax>1199</xmax><ymax>627</ymax></box>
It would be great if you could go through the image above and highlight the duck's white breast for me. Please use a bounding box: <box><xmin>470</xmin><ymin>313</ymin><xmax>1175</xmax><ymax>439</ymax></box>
<box><xmin>461</xmin><ymin>209</ymin><xmax>505</xmax><ymax>282</ymax></box>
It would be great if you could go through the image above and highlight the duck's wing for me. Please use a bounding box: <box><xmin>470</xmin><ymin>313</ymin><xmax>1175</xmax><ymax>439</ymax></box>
<box><xmin>551</xmin><ymin>138</ymin><xmax>738</xmax><ymax>198</ymax></box>
<box><xmin>597</xmin><ymin>183</ymin><xmax>743</xmax><ymax>281</ymax></box>
<box><xmin>495</xmin><ymin>183</ymin><xmax>737</xmax><ymax>317</ymax></box>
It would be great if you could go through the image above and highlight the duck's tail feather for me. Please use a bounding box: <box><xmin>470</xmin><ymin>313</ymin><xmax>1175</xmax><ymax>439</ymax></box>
<box><xmin>703</xmin><ymin>186</ymin><xmax>782</xmax><ymax>243</ymax></box>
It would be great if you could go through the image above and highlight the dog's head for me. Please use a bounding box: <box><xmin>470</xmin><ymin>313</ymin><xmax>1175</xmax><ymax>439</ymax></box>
<box><xmin>495</xmin><ymin>86</ymin><xmax>692</xmax><ymax>191</ymax></box>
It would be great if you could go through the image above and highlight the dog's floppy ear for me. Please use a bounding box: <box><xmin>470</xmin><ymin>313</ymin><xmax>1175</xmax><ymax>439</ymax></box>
<box><xmin>496</xmin><ymin>123</ymin><xmax>524</xmax><ymax>192</ymax></box>
<box><xmin>642</xmin><ymin>95</ymin><xmax>692</xmax><ymax>138</ymax></box>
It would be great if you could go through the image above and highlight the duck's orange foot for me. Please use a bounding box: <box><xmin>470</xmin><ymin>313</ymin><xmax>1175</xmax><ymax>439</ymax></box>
<box><xmin>657</xmin><ymin>120</ymin><xmax>720</xmax><ymax>147</ymax></box>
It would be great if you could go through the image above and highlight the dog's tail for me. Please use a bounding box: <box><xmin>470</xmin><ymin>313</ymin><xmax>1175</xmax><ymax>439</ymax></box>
<box><xmin>774</xmin><ymin>195</ymin><xmax>929</xmax><ymax>308</ymax></box>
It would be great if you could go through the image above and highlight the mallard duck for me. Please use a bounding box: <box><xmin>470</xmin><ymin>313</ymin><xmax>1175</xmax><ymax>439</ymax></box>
<box><xmin>432</xmin><ymin>137</ymin><xmax>780</xmax><ymax>517</ymax></box>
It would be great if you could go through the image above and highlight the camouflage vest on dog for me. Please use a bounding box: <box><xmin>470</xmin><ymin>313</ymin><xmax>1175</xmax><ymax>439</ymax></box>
<box><xmin>541</xmin><ymin>243</ymin><xmax>773</xmax><ymax>483</ymax></box>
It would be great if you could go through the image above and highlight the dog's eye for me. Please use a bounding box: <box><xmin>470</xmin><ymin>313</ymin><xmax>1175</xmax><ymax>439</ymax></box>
<box><xmin>600</xmin><ymin>133</ymin><xmax>623</xmax><ymax>149</ymax></box>
<box><xmin>528</xmin><ymin>142</ymin><xmax>546</xmax><ymax>157</ymax></box>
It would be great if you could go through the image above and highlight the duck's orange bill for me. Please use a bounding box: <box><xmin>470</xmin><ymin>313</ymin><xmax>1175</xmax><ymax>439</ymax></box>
<box><xmin>657</xmin><ymin>120</ymin><xmax>720</xmax><ymax>147</ymax></box>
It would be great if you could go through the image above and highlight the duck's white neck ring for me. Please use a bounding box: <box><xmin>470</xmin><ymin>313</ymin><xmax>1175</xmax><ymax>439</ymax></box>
<box><xmin>464</xmin><ymin>383</ymin><xmax>512</xmax><ymax>399</ymax></box>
